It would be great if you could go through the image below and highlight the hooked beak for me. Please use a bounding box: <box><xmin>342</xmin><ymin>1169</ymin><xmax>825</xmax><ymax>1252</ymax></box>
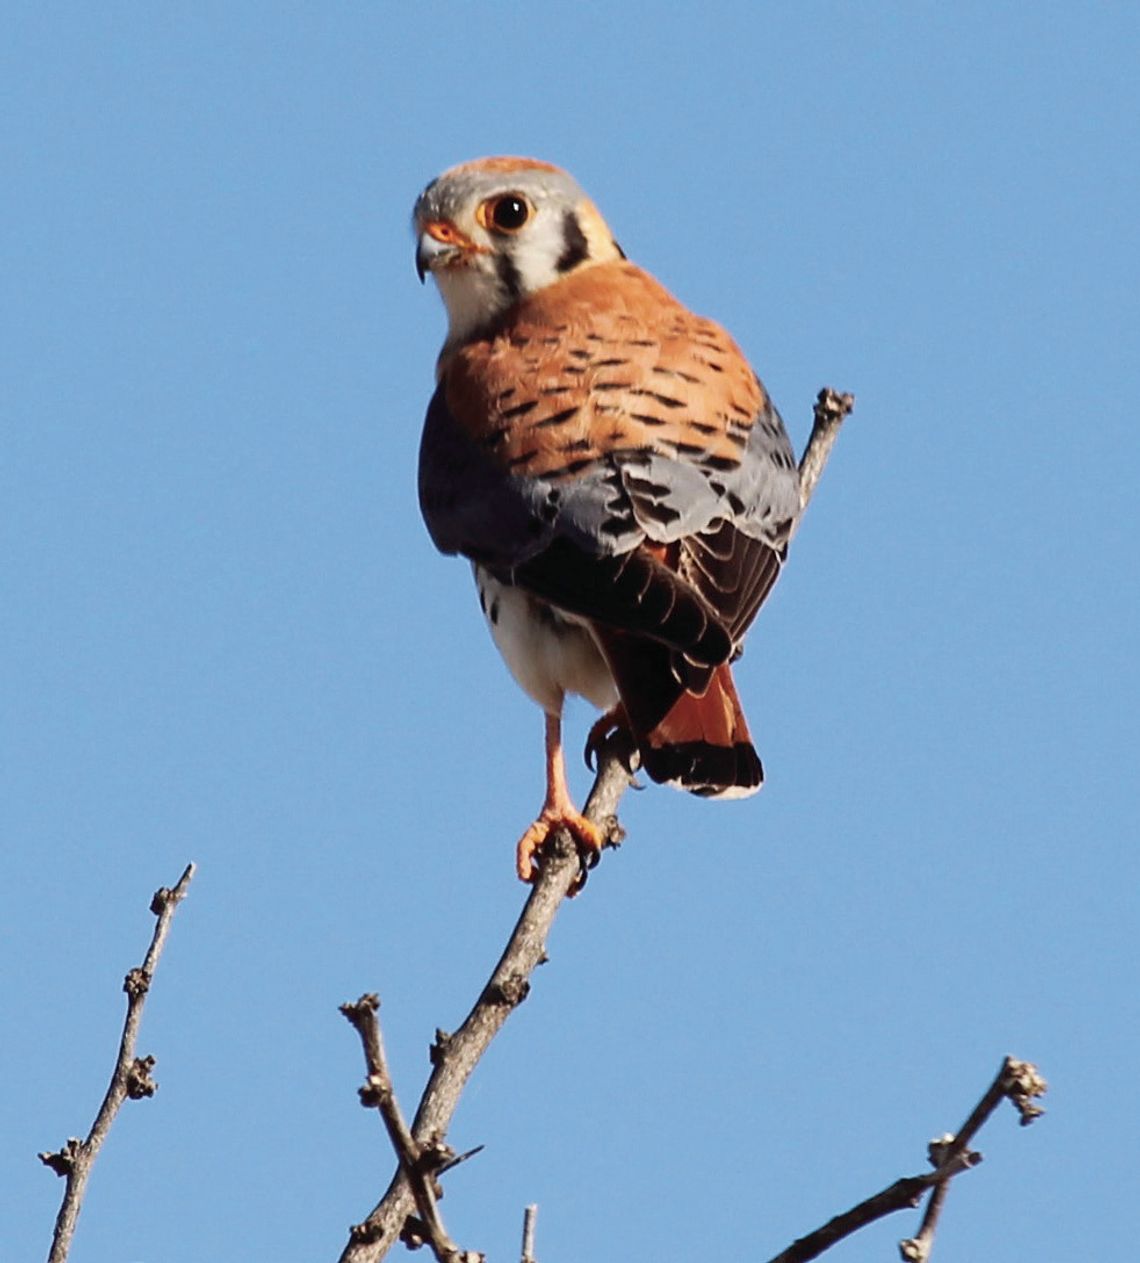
<box><xmin>415</xmin><ymin>235</ymin><xmax>440</xmax><ymax>283</ymax></box>
<box><xmin>415</xmin><ymin>220</ymin><xmax>476</xmax><ymax>283</ymax></box>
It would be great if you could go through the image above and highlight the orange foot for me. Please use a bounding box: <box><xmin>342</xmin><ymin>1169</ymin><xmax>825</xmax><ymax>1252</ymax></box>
<box><xmin>516</xmin><ymin>808</ymin><xmax>604</xmax><ymax>884</ymax></box>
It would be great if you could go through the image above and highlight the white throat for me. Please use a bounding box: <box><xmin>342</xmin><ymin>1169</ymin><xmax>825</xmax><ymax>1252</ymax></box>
<box><xmin>433</xmin><ymin>265</ymin><xmax>509</xmax><ymax>352</ymax></box>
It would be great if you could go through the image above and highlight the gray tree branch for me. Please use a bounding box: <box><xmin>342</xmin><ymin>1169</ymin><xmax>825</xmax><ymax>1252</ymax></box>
<box><xmin>341</xmin><ymin>994</ymin><xmax>484</xmax><ymax>1263</ymax></box>
<box><xmin>39</xmin><ymin>862</ymin><xmax>196</xmax><ymax>1263</ymax></box>
<box><xmin>767</xmin><ymin>1056</ymin><xmax>1046</xmax><ymax>1263</ymax></box>
<box><xmin>336</xmin><ymin>390</ymin><xmax>854</xmax><ymax>1262</ymax></box>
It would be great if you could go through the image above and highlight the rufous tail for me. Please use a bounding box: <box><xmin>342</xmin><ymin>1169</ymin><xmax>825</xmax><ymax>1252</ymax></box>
<box><xmin>597</xmin><ymin>633</ymin><xmax>763</xmax><ymax>798</ymax></box>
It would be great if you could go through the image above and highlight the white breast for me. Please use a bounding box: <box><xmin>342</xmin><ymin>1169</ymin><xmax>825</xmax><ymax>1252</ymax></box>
<box><xmin>473</xmin><ymin>565</ymin><xmax>618</xmax><ymax>716</ymax></box>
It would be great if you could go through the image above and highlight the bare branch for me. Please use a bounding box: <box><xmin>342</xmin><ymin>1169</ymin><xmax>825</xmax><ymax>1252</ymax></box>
<box><xmin>796</xmin><ymin>388</ymin><xmax>855</xmax><ymax>521</ymax></box>
<box><xmin>520</xmin><ymin>1204</ymin><xmax>538</xmax><ymax>1263</ymax></box>
<box><xmin>336</xmin><ymin>390</ymin><xmax>852</xmax><ymax>1262</ymax></box>
<box><xmin>897</xmin><ymin>1057</ymin><xmax>1048</xmax><ymax>1262</ymax></box>
<box><xmin>337</xmin><ymin>749</ymin><xmax>632</xmax><ymax>1263</ymax></box>
<box><xmin>39</xmin><ymin>862</ymin><xmax>196</xmax><ymax>1263</ymax></box>
<box><xmin>341</xmin><ymin>994</ymin><xmax>483</xmax><ymax>1263</ymax></box>
<box><xmin>767</xmin><ymin>1055</ymin><xmax>1047</xmax><ymax>1263</ymax></box>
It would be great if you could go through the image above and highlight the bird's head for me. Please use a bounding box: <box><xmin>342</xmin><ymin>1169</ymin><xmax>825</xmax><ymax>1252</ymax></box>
<box><xmin>413</xmin><ymin>157</ymin><xmax>624</xmax><ymax>345</ymax></box>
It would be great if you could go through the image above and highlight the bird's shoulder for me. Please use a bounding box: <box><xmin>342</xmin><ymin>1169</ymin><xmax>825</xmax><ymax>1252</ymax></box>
<box><xmin>438</xmin><ymin>260</ymin><xmax>769</xmax><ymax>484</ymax></box>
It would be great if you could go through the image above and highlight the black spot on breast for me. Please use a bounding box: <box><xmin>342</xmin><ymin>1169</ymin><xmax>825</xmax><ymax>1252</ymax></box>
<box><xmin>630</xmin><ymin>388</ymin><xmax>686</xmax><ymax>408</ymax></box>
<box><xmin>501</xmin><ymin>399</ymin><xmax>538</xmax><ymax>419</ymax></box>
<box><xmin>556</xmin><ymin>210</ymin><xmax>590</xmax><ymax>273</ymax></box>
<box><xmin>556</xmin><ymin>456</ymin><xmax>596</xmax><ymax>477</ymax></box>
<box><xmin>534</xmin><ymin>407</ymin><xmax>580</xmax><ymax>429</ymax></box>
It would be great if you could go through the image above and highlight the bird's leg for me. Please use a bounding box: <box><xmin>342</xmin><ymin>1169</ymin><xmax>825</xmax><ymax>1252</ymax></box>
<box><xmin>516</xmin><ymin>710</ymin><xmax>604</xmax><ymax>883</ymax></box>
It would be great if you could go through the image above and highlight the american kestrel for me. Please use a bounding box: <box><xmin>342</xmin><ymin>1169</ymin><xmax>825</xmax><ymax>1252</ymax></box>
<box><xmin>415</xmin><ymin>157</ymin><xmax>801</xmax><ymax>882</ymax></box>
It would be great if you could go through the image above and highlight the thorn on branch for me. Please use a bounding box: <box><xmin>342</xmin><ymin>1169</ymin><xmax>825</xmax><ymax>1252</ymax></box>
<box><xmin>599</xmin><ymin>815</ymin><xmax>625</xmax><ymax>849</ymax></box>
<box><xmin>349</xmin><ymin>1219</ymin><xmax>383</xmax><ymax>1246</ymax></box>
<box><xmin>147</xmin><ymin>863</ymin><xmax>194</xmax><ymax>919</ymax></box>
<box><xmin>400</xmin><ymin>1214</ymin><xmax>430</xmax><ymax>1250</ymax></box>
<box><xmin>437</xmin><ymin>1144</ymin><xmax>484</xmax><ymax>1175</ymax></box>
<box><xmin>359</xmin><ymin>1073</ymin><xmax>390</xmax><ymax>1110</ymax></box>
<box><xmin>340</xmin><ymin>993</ymin><xmax>381</xmax><ymax>1025</ymax></box>
<box><xmin>430</xmin><ymin>1029</ymin><xmax>452</xmax><ymax>1067</ymax></box>
<box><xmin>123</xmin><ymin>967</ymin><xmax>150</xmax><ymax>1000</ymax></box>
<box><xmin>482</xmin><ymin>976</ymin><xmax>530</xmax><ymax>1008</ymax></box>
<box><xmin>39</xmin><ymin>1139</ymin><xmax>83</xmax><ymax>1179</ymax></box>
<box><xmin>125</xmin><ymin>1056</ymin><xmax>158</xmax><ymax>1100</ymax></box>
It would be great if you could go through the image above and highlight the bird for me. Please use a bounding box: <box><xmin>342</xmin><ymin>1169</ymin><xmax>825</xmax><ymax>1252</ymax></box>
<box><xmin>414</xmin><ymin>157</ymin><xmax>802</xmax><ymax>882</ymax></box>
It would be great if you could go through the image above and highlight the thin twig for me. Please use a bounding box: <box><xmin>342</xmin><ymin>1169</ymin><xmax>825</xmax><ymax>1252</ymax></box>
<box><xmin>337</xmin><ymin>390</ymin><xmax>852</xmax><ymax>1262</ymax></box>
<box><xmin>341</xmin><ymin>994</ymin><xmax>483</xmax><ymax>1263</ymax></box>
<box><xmin>897</xmin><ymin>1057</ymin><xmax>1048</xmax><ymax>1262</ymax></box>
<box><xmin>520</xmin><ymin>1204</ymin><xmax>538</xmax><ymax>1263</ymax></box>
<box><xmin>767</xmin><ymin>1055</ymin><xmax>1047</xmax><ymax>1263</ymax></box>
<box><xmin>40</xmin><ymin>862</ymin><xmax>196</xmax><ymax>1263</ymax></box>
<box><xmin>796</xmin><ymin>388</ymin><xmax>855</xmax><ymax>522</ymax></box>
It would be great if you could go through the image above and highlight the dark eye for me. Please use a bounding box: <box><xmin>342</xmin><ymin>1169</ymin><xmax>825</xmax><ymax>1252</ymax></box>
<box><xmin>486</xmin><ymin>195</ymin><xmax>530</xmax><ymax>232</ymax></box>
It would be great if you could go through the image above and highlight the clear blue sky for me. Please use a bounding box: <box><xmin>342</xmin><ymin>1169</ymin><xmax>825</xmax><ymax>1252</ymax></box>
<box><xmin>4</xmin><ymin>4</ymin><xmax>1137</xmax><ymax>1260</ymax></box>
